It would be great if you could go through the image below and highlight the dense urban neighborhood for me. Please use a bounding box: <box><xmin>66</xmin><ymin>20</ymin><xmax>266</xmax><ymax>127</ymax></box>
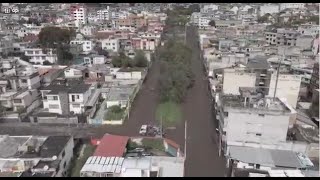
<box><xmin>0</xmin><ymin>3</ymin><xmax>319</xmax><ymax>177</ymax></box>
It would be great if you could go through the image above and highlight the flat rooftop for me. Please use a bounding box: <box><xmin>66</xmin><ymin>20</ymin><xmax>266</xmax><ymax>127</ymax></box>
<box><xmin>222</xmin><ymin>95</ymin><xmax>291</xmax><ymax>114</ymax></box>
<box><xmin>107</xmin><ymin>86</ymin><xmax>135</xmax><ymax>101</ymax></box>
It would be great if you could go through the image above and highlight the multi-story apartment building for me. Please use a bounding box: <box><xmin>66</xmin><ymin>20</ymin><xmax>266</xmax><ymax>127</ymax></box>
<box><xmin>41</xmin><ymin>83</ymin><xmax>92</xmax><ymax>115</ymax></box>
<box><xmin>97</xmin><ymin>7</ymin><xmax>111</xmax><ymax>21</ymax></box>
<box><xmin>222</xmin><ymin>57</ymin><xmax>302</xmax><ymax>108</ymax></box>
<box><xmin>100</xmin><ymin>37</ymin><xmax>120</xmax><ymax>53</ymax></box>
<box><xmin>70</xmin><ymin>39</ymin><xmax>93</xmax><ymax>52</ymax></box>
<box><xmin>70</xmin><ymin>4</ymin><xmax>87</xmax><ymax>28</ymax></box>
<box><xmin>24</xmin><ymin>48</ymin><xmax>58</xmax><ymax>64</ymax></box>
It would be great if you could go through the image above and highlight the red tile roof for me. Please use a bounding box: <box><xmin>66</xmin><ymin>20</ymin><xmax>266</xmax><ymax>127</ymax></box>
<box><xmin>93</xmin><ymin>134</ymin><xmax>129</xmax><ymax>157</ymax></box>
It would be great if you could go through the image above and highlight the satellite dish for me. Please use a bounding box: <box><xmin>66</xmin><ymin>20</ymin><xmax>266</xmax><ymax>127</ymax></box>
<box><xmin>52</xmin><ymin>156</ymin><xmax>57</xmax><ymax>160</ymax></box>
<box><xmin>43</xmin><ymin>165</ymin><xmax>49</xmax><ymax>170</ymax></box>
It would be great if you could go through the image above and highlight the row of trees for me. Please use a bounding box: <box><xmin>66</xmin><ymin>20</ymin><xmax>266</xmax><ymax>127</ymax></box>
<box><xmin>111</xmin><ymin>50</ymin><xmax>148</xmax><ymax>68</ymax></box>
<box><xmin>158</xmin><ymin>39</ymin><xmax>195</xmax><ymax>103</ymax></box>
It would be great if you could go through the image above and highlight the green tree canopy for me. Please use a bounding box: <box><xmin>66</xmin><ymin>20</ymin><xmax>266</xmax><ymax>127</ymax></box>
<box><xmin>38</xmin><ymin>26</ymin><xmax>75</xmax><ymax>49</ymax></box>
<box><xmin>156</xmin><ymin>101</ymin><xmax>182</xmax><ymax>129</ymax></box>
<box><xmin>134</xmin><ymin>50</ymin><xmax>148</xmax><ymax>67</ymax></box>
<box><xmin>209</xmin><ymin>20</ymin><xmax>216</xmax><ymax>27</ymax></box>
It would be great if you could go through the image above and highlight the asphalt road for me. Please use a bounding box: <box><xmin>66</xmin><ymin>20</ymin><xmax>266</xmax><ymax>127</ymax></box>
<box><xmin>183</xmin><ymin>25</ymin><xmax>226</xmax><ymax>177</ymax></box>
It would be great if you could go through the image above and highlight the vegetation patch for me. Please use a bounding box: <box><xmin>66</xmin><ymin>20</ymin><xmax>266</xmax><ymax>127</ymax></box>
<box><xmin>156</xmin><ymin>101</ymin><xmax>182</xmax><ymax>129</ymax></box>
<box><xmin>141</xmin><ymin>138</ymin><xmax>165</xmax><ymax>152</ymax></box>
<box><xmin>69</xmin><ymin>144</ymin><xmax>96</xmax><ymax>177</ymax></box>
<box><xmin>104</xmin><ymin>105</ymin><xmax>126</xmax><ymax>120</ymax></box>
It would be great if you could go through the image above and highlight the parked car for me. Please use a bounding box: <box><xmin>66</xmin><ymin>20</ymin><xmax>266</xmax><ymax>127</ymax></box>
<box><xmin>142</xmin><ymin>152</ymin><xmax>152</xmax><ymax>156</ymax></box>
<box><xmin>139</xmin><ymin>125</ymin><xmax>148</xmax><ymax>135</ymax></box>
<box><xmin>126</xmin><ymin>153</ymin><xmax>140</xmax><ymax>158</ymax></box>
<box><xmin>132</xmin><ymin>148</ymin><xmax>145</xmax><ymax>152</ymax></box>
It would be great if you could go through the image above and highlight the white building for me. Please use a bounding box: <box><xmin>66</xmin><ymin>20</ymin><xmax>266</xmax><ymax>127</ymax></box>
<box><xmin>201</xmin><ymin>4</ymin><xmax>219</xmax><ymax>13</ymax></box>
<box><xmin>24</xmin><ymin>48</ymin><xmax>58</xmax><ymax>64</ymax></box>
<box><xmin>198</xmin><ymin>16</ymin><xmax>211</xmax><ymax>29</ymax></box>
<box><xmin>41</xmin><ymin>84</ymin><xmax>92</xmax><ymax>115</ymax></box>
<box><xmin>259</xmin><ymin>4</ymin><xmax>280</xmax><ymax>16</ymax></box>
<box><xmin>100</xmin><ymin>38</ymin><xmax>120</xmax><ymax>53</ymax></box>
<box><xmin>97</xmin><ymin>7</ymin><xmax>111</xmax><ymax>21</ymax></box>
<box><xmin>297</xmin><ymin>23</ymin><xmax>320</xmax><ymax>37</ymax></box>
<box><xmin>84</xmin><ymin>55</ymin><xmax>107</xmax><ymax>65</ymax></box>
<box><xmin>70</xmin><ymin>39</ymin><xmax>93</xmax><ymax>52</ymax></box>
<box><xmin>222</xmin><ymin>65</ymin><xmax>302</xmax><ymax>108</ymax></box>
<box><xmin>70</xmin><ymin>5</ymin><xmax>87</xmax><ymax>28</ymax></box>
<box><xmin>64</xmin><ymin>65</ymin><xmax>87</xmax><ymax>79</ymax></box>
<box><xmin>280</xmin><ymin>3</ymin><xmax>305</xmax><ymax>11</ymax></box>
<box><xmin>80</xmin><ymin>25</ymin><xmax>96</xmax><ymax>37</ymax></box>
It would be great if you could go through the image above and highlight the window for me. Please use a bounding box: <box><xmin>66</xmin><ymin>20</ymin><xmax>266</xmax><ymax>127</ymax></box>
<box><xmin>256</xmin><ymin>133</ymin><xmax>262</xmax><ymax>136</ymax></box>
<box><xmin>49</xmin><ymin>104</ymin><xmax>60</xmax><ymax>109</ymax></box>
<box><xmin>14</xmin><ymin>99</ymin><xmax>22</xmax><ymax>103</ymax></box>
<box><xmin>63</xmin><ymin>162</ymin><xmax>67</xmax><ymax>168</ymax></box>
<box><xmin>258</xmin><ymin>114</ymin><xmax>265</xmax><ymax>117</ymax></box>
<box><xmin>53</xmin><ymin>96</ymin><xmax>58</xmax><ymax>100</ymax></box>
<box><xmin>62</xmin><ymin>150</ymin><xmax>65</xmax><ymax>157</ymax></box>
<box><xmin>21</xmin><ymin>79</ymin><xmax>28</xmax><ymax>83</ymax></box>
<box><xmin>223</xmin><ymin>112</ymin><xmax>228</xmax><ymax>117</ymax></box>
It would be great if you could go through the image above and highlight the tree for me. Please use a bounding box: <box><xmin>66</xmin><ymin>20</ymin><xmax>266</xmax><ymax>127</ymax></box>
<box><xmin>111</xmin><ymin>56</ymin><xmax>122</xmax><ymax>67</ymax></box>
<box><xmin>20</xmin><ymin>54</ymin><xmax>30</xmax><ymax>62</ymax></box>
<box><xmin>208</xmin><ymin>20</ymin><xmax>216</xmax><ymax>27</ymax></box>
<box><xmin>43</xmin><ymin>60</ymin><xmax>52</xmax><ymax>65</ymax></box>
<box><xmin>134</xmin><ymin>50</ymin><xmax>148</xmax><ymax>67</ymax></box>
<box><xmin>257</xmin><ymin>13</ymin><xmax>272</xmax><ymax>23</ymax></box>
<box><xmin>156</xmin><ymin>101</ymin><xmax>182</xmax><ymax>129</ymax></box>
<box><xmin>38</xmin><ymin>26</ymin><xmax>75</xmax><ymax>65</ymax></box>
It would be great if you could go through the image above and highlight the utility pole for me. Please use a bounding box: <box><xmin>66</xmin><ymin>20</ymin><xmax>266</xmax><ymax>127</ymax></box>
<box><xmin>184</xmin><ymin>120</ymin><xmax>187</xmax><ymax>159</ymax></box>
<box><xmin>273</xmin><ymin>46</ymin><xmax>286</xmax><ymax>100</ymax></box>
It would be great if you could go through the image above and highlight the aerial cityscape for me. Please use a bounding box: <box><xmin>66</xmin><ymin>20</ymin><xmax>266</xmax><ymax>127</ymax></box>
<box><xmin>0</xmin><ymin>3</ymin><xmax>319</xmax><ymax>177</ymax></box>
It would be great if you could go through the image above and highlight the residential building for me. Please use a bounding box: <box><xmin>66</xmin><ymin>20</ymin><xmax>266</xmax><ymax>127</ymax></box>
<box><xmin>70</xmin><ymin>38</ymin><xmax>93</xmax><ymax>52</ymax></box>
<box><xmin>83</xmin><ymin>55</ymin><xmax>107</xmax><ymax>65</ymax></box>
<box><xmin>100</xmin><ymin>37</ymin><xmax>120</xmax><ymax>53</ymax></box>
<box><xmin>24</xmin><ymin>48</ymin><xmax>58</xmax><ymax>65</ymax></box>
<box><xmin>228</xmin><ymin>146</ymin><xmax>314</xmax><ymax>176</ymax></box>
<box><xmin>296</xmin><ymin>35</ymin><xmax>314</xmax><ymax>50</ymax></box>
<box><xmin>80</xmin><ymin>134</ymin><xmax>184</xmax><ymax>177</ymax></box>
<box><xmin>297</xmin><ymin>23</ymin><xmax>320</xmax><ymax>37</ymax></box>
<box><xmin>309</xmin><ymin>62</ymin><xmax>319</xmax><ymax>96</ymax></box>
<box><xmin>222</xmin><ymin>57</ymin><xmax>301</xmax><ymax>108</ymax></box>
<box><xmin>97</xmin><ymin>7</ymin><xmax>111</xmax><ymax>21</ymax></box>
<box><xmin>41</xmin><ymin>83</ymin><xmax>92</xmax><ymax>115</ymax></box>
<box><xmin>70</xmin><ymin>4</ymin><xmax>87</xmax><ymax>28</ymax></box>
<box><xmin>280</xmin><ymin>3</ymin><xmax>305</xmax><ymax>11</ymax></box>
<box><xmin>80</xmin><ymin>25</ymin><xmax>96</xmax><ymax>37</ymax></box>
<box><xmin>275</xmin><ymin>29</ymin><xmax>300</xmax><ymax>46</ymax></box>
<box><xmin>259</xmin><ymin>4</ymin><xmax>280</xmax><ymax>16</ymax></box>
<box><xmin>0</xmin><ymin>135</ymin><xmax>74</xmax><ymax>177</ymax></box>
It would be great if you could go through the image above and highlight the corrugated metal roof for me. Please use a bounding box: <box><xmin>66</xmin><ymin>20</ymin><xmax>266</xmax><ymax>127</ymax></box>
<box><xmin>81</xmin><ymin>156</ymin><xmax>125</xmax><ymax>173</ymax></box>
<box><xmin>228</xmin><ymin>146</ymin><xmax>306</xmax><ymax>168</ymax></box>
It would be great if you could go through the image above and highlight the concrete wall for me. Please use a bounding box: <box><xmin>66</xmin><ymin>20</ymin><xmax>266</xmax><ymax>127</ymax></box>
<box><xmin>64</xmin><ymin>68</ymin><xmax>83</xmax><ymax>78</ymax></box>
<box><xmin>34</xmin><ymin>116</ymin><xmax>79</xmax><ymax>124</ymax></box>
<box><xmin>226</xmin><ymin>109</ymin><xmax>290</xmax><ymax>144</ymax></box>
<box><xmin>223</xmin><ymin>69</ymin><xmax>256</xmax><ymax>95</ymax></box>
